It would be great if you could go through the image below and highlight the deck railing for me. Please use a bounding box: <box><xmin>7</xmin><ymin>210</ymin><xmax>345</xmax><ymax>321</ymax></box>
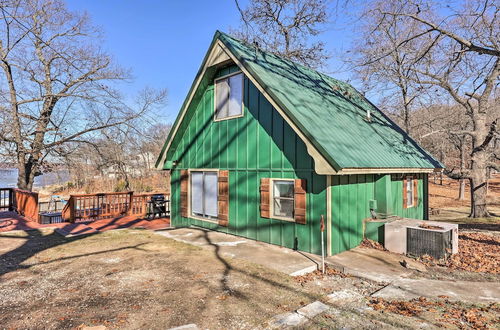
<box><xmin>0</xmin><ymin>188</ymin><xmax>40</xmax><ymax>222</ymax></box>
<box><xmin>62</xmin><ymin>191</ymin><xmax>170</xmax><ymax>223</ymax></box>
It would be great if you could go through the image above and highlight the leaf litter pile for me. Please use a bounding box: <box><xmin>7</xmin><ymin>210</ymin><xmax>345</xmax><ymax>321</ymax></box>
<box><xmin>294</xmin><ymin>266</ymin><xmax>349</xmax><ymax>284</ymax></box>
<box><xmin>419</xmin><ymin>232</ymin><xmax>500</xmax><ymax>274</ymax></box>
<box><xmin>360</xmin><ymin>238</ymin><xmax>386</xmax><ymax>250</ymax></box>
<box><xmin>369</xmin><ymin>297</ymin><xmax>500</xmax><ymax>329</ymax></box>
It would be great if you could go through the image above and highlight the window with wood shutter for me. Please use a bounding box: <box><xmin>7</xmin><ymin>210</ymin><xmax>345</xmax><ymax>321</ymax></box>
<box><xmin>180</xmin><ymin>170</ymin><xmax>189</xmax><ymax>217</ymax></box>
<box><xmin>260</xmin><ymin>178</ymin><xmax>307</xmax><ymax>224</ymax></box>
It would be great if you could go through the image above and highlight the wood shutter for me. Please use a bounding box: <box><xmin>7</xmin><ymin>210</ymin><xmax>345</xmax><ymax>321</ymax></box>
<box><xmin>294</xmin><ymin>179</ymin><xmax>307</xmax><ymax>224</ymax></box>
<box><xmin>402</xmin><ymin>177</ymin><xmax>408</xmax><ymax>209</ymax></box>
<box><xmin>414</xmin><ymin>178</ymin><xmax>418</xmax><ymax>207</ymax></box>
<box><xmin>180</xmin><ymin>170</ymin><xmax>189</xmax><ymax>217</ymax></box>
<box><xmin>218</xmin><ymin>170</ymin><xmax>229</xmax><ymax>227</ymax></box>
<box><xmin>260</xmin><ymin>178</ymin><xmax>270</xmax><ymax>218</ymax></box>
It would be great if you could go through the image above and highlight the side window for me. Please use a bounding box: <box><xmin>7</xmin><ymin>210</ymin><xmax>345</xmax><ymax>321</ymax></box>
<box><xmin>215</xmin><ymin>72</ymin><xmax>243</xmax><ymax>120</ymax></box>
<box><xmin>406</xmin><ymin>176</ymin><xmax>414</xmax><ymax>208</ymax></box>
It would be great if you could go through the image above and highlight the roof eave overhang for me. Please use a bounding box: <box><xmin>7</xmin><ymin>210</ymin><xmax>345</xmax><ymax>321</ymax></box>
<box><xmin>155</xmin><ymin>33</ymin><xmax>232</xmax><ymax>169</ymax></box>
<box><xmin>335</xmin><ymin>167</ymin><xmax>443</xmax><ymax>175</ymax></box>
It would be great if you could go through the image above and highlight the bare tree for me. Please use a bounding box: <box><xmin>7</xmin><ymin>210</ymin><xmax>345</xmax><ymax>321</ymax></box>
<box><xmin>349</xmin><ymin>1</ymin><xmax>432</xmax><ymax>133</ymax></box>
<box><xmin>233</xmin><ymin>0</ymin><xmax>331</xmax><ymax>68</ymax></box>
<box><xmin>354</xmin><ymin>0</ymin><xmax>499</xmax><ymax>217</ymax></box>
<box><xmin>0</xmin><ymin>0</ymin><xmax>166</xmax><ymax>191</ymax></box>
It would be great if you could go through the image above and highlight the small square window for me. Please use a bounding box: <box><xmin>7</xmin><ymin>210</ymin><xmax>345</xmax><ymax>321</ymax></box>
<box><xmin>272</xmin><ymin>180</ymin><xmax>294</xmax><ymax>220</ymax></box>
<box><xmin>406</xmin><ymin>176</ymin><xmax>414</xmax><ymax>208</ymax></box>
<box><xmin>215</xmin><ymin>72</ymin><xmax>243</xmax><ymax>120</ymax></box>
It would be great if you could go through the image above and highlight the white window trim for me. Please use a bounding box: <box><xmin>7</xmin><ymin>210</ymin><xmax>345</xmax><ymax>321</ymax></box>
<box><xmin>188</xmin><ymin>169</ymin><xmax>219</xmax><ymax>223</ymax></box>
<box><xmin>406</xmin><ymin>176</ymin><xmax>415</xmax><ymax>208</ymax></box>
<box><xmin>213</xmin><ymin>71</ymin><xmax>245</xmax><ymax>122</ymax></box>
<box><xmin>269</xmin><ymin>178</ymin><xmax>295</xmax><ymax>222</ymax></box>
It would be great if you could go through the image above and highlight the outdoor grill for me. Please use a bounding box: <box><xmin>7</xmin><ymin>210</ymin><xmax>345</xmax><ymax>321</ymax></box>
<box><xmin>149</xmin><ymin>194</ymin><xmax>167</xmax><ymax>219</ymax></box>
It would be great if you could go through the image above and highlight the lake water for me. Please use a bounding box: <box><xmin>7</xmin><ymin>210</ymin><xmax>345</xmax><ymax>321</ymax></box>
<box><xmin>0</xmin><ymin>168</ymin><xmax>70</xmax><ymax>188</ymax></box>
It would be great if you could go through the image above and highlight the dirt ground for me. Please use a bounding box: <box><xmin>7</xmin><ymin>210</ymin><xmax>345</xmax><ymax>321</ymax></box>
<box><xmin>0</xmin><ymin>229</ymin><xmax>324</xmax><ymax>329</ymax></box>
<box><xmin>1</xmin><ymin>229</ymin><xmax>498</xmax><ymax>329</ymax></box>
<box><xmin>429</xmin><ymin>174</ymin><xmax>500</xmax><ymax>222</ymax></box>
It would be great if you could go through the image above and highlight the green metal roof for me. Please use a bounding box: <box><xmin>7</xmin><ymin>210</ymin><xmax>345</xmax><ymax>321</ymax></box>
<box><xmin>157</xmin><ymin>31</ymin><xmax>442</xmax><ymax>171</ymax></box>
<box><xmin>217</xmin><ymin>31</ymin><xmax>442</xmax><ymax>170</ymax></box>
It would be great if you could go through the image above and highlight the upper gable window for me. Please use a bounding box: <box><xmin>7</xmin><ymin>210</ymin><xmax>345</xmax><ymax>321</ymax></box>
<box><xmin>215</xmin><ymin>72</ymin><xmax>243</xmax><ymax>120</ymax></box>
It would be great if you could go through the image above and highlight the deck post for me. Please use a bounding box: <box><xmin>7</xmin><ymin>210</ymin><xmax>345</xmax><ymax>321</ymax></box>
<box><xmin>9</xmin><ymin>188</ymin><xmax>14</xmax><ymax>211</ymax></box>
<box><xmin>128</xmin><ymin>192</ymin><xmax>134</xmax><ymax>216</ymax></box>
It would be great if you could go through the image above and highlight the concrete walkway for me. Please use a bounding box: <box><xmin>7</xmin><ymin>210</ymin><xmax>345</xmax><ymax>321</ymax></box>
<box><xmin>327</xmin><ymin>246</ymin><xmax>500</xmax><ymax>303</ymax></box>
<box><xmin>156</xmin><ymin>227</ymin><xmax>319</xmax><ymax>276</ymax></box>
<box><xmin>157</xmin><ymin>227</ymin><xmax>500</xmax><ymax>303</ymax></box>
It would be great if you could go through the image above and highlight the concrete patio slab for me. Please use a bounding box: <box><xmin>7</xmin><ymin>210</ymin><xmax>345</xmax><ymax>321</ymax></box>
<box><xmin>267</xmin><ymin>312</ymin><xmax>306</xmax><ymax>328</ymax></box>
<box><xmin>168</xmin><ymin>324</ymin><xmax>199</xmax><ymax>330</ymax></box>
<box><xmin>156</xmin><ymin>227</ymin><xmax>319</xmax><ymax>276</ymax></box>
<box><xmin>296</xmin><ymin>301</ymin><xmax>329</xmax><ymax>318</ymax></box>
<box><xmin>326</xmin><ymin>246</ymin><xmax>420</xmax><ymax>282</ymax></box>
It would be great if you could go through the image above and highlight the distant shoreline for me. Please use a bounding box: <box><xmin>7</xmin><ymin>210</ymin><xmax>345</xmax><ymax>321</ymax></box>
<box><xmin>0</xmin><ymin>168</ymin><xmax>70</xmax><ymax>189</ymax></box>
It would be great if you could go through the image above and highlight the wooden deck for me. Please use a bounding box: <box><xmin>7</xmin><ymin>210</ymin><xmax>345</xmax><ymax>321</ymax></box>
<box><xmin>0</xmin><ymin>211</ymin><xmax>170</xmax><ymax>236</ymax></box>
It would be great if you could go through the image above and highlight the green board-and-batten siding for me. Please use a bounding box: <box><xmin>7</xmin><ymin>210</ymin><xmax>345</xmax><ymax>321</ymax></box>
<box><xmin>169</xmin><ymin>66</ymin><xmax>326</xmax><ymax>255</ymax></box>
<box><xmin>330</xmin><ymin>173</ymin><xmax>427</xmax><ymax>255</ymax></box>
<box><xmin>167</xmin><ymin>64</ymin><xmax>428</xmax><ymax>256</ymax></box>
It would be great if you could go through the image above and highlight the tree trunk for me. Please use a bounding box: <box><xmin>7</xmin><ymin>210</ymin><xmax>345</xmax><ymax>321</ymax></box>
<box><xmin>458</xmin><ymin>179</ymin><xmax>465</xmax><ymax>200</ymax></box>
<box><xmin>469</xmin><ymin>171</ymin><xmax>489</xmax><ymax>218</ymax></box>
<box><xmin>469</xmin><ymin>116</ymin><xmax>490</xmax><ymax>218</ymax></box>
<box><xmin>16</xmin><ymin>156</ymin><xmax>36</xmax><ymax>191</ymax></box>
<box><xmin>458</xmin><ymin>141</ymin><xmax>466</xmax><ymax>200</ymax></box>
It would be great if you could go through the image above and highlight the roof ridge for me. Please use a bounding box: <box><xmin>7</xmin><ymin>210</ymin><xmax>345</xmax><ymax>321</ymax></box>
<box><xmin>217</xmin><ymin>31</ymin><xmax>365</xmax><ymax>100</ymax></box>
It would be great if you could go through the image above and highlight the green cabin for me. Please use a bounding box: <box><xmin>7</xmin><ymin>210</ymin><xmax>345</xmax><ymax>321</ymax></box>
<box><xmin>156</xmin><ymin>31</ymin><xmax>442</xmax><ymax>256</ymax></box>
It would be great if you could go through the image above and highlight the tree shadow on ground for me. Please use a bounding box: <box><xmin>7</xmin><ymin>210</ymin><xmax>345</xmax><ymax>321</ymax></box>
<box><xmin>0</xmin><ymin>225</ymin><xmax>150</xmax><ymax>277</ymax></box>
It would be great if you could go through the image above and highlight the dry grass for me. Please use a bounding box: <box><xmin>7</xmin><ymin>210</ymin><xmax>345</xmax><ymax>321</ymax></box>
<box><xmin>1</xmin><ymin>229</ymin><xmax>498</xmax><ymax>329</ymax></box>
<box><xmin>0</xmin><ymin>229</ymin><xmax>321</xmax><ymax>329</ymax></box>
<box><xmin>429</xmin><ymin>174</ymin><xmax>500</xmax><ymax>222</ymax></box>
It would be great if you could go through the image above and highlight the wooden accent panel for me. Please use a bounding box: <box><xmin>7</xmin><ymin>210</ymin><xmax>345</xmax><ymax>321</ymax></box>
<box><xmin>180</xmin><ymin>170</ymin><xmax>189</xmax><ymax>218</ymax></box>
<box><xmin>218</xmin><ymin>170</ymin><xmax>229</xmax><ymax>227</ymax></box>
<box><xmin>260</xmin><ymin>178</ymin><xmax>270</xmax><ymax>218</ymax></box>
<box><xmin>294</xmin><ymin>179</ymin><xmax>307</xmax><ymax>224</ymax></box>
<box><xmin>414</xmin><ymin>178</ymin><xmax>418</xmax><ymax>207</ymax></box>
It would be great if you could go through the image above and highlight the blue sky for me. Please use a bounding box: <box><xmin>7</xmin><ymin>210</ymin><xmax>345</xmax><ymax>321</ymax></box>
<box><xmin>66</xmin><ymin>1</ymin><xmax>357</xmax><ymax>123</ymax></box>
